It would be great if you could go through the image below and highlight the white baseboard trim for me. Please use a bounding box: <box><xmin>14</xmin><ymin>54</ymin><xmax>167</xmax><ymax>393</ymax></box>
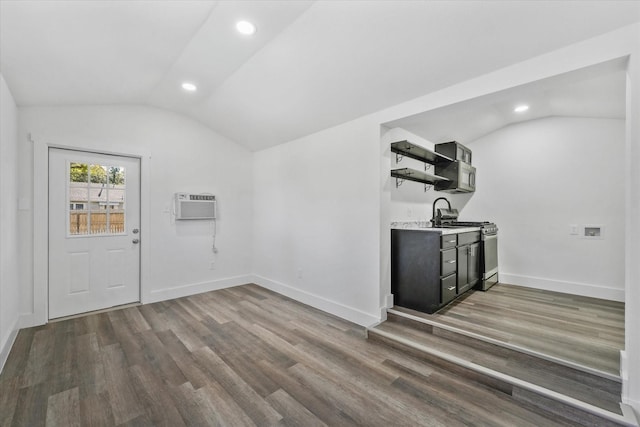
<box><xmin>252</xmin><ymin>275</ymin><xmax>381</xmax><ymax>327</ymax></box>
<box><xmin>500</xmin><ymin>273</ymin><xmax>624</xmax><ymax>302</ymax></box>
<box><xmin>19</xmin><ymin>311</ymin><xmax>46</xmax><ymax>329</ymax></box>
<box><xmin>0</xmin><ymin>318</ymin><xmax>20</xmax><ymax>375</ymax></box>
<box><xmin>620</xmin><ymin>351</ymin><xmax>640</xmax><ymax>421</ymax></box>
<box><xmin>621</xmin><ymin>400</ymin><xmax>640</xmax><ymax>425</ymax></box>
<box><xmin>384</xmin><ymin>293</ymin><xmax>394</xmax><ymax>309</ymax></box>
<box><xmin>146</xmin><ymin>275</ymin><xmax>253</xmax><ymax>304</ymax></box>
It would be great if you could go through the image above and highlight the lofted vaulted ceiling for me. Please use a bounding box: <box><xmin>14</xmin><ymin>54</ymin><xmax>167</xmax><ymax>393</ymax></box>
<box><xmin>1</xmin><ymin>1</ymin><xmax>639</xmax><ymax>151</ymax></box>
<box><xmin>385</xmin><ymin>58</ymin><xmax>629</xmax><ymax>144</ymax></box>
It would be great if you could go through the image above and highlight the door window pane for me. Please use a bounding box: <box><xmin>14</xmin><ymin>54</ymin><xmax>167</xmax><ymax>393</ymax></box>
<box><xmin>108</xmin><ymin>166</ymin><xmax>126</xmax><ymax>233</ymax></box>
<box><xmin>67</xmin><ymin>162</ymin><xmax>126</xmax><ymax>236</ymax></box>
<box><xmin>90</xmin><ymin>211</ymin><xmax>107</xmax><ymax>234</ymax></box>
<box><xmin>69</xmin><ymin>163</ymin><xmax>89</xmax><ymax>235</ymax></box>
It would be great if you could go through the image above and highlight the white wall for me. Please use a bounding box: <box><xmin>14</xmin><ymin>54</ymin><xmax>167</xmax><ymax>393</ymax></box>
<box><xmin>252</xmin><ymin>119</ymin><xmax>383</xmax><ymax>326</ymax></box>
<box><xmin>18</xmin><ymin>106</ymin><xmax>253</xmax><ymax>325</ymax></box>
<box><xmin>0</xmin><ymin>74</ymin><xmax>20</xmax><ymax>371</ymax></box>
<box><xmin>468</xmin><ymin>117</ymin><xmax>624</xmax><ymax>300</ymax></box>
<box><xmin>623</xmin><ymin>34</ymin><xmax>640</xmax><ymax>414</ymax></box>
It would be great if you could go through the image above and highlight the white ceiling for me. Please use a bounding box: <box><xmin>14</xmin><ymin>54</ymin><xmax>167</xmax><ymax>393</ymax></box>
<box><xmin>1</xmin><ymin>1</ymin><xmax>639</xmax><ymax>151</ymax></box>
<box><xmin>385</xmin><ymin>58</ymin><xmax>628</xmax><ymax>144</ymax></box>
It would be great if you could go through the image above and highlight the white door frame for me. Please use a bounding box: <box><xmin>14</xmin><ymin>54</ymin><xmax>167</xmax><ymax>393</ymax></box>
<box><xmin>30</xmin><ymin>136</ymin><xmax>151</xmax><ymax>326</ymax></box>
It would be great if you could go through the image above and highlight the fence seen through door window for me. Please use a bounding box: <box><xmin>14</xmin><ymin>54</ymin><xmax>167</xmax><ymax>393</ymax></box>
<box><xmin>68</xmin><ymin>162</ymin><xmax>126</xmax><ymax>236</ymax></box>
<box><xmin>69</xmin><ymin>211</ymin><xmax>125</xmax><ymax>234</ymax></box>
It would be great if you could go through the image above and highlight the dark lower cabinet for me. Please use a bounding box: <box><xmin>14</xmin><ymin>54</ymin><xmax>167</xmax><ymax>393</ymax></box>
<box><xmin>391</xmin><ymin>229</ymin><xmax>481</xmax><ymax>314</ymax></box>
<box><xmin>458</xmin><ymin>242</ymin><xmax>480</xmax><ymax>294</ymax></box>
<box><xmin>457</xmin><ymin>244</ymin><xmax>469</xmax><ymax>293</ymax></box>
<box><xmin>467</xmin><ymin>241</ymin><xmax>481</xmax><ymax>288</ymax></box>
<box><xmin>441</xmin><ymin>273</ymin><xmax>457</xmax><ymax>305</ymax></box>
<box><xmin>391</xmin><ymin>230</ymin><xmax>442</xmax><ymax>314</ymax></box>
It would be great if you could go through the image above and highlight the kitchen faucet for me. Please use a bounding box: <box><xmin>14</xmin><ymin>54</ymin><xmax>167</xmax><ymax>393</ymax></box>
<box><xmin>431</xmin><ymin>197</ymin><xmax>452</xmax><ymax>227</ymax></box>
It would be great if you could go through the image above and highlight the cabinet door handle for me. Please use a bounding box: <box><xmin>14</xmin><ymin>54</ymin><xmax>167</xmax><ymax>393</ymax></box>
<box><xmin>447</xmin><ymin>240</ymin><xmax>456</xmax><ymax>243</ymax></box>
<box><xmin>447</xmin><ymin>260</ymin><xmax>456</xmax><ymax>264</ymax></box>
<box><xmin>447</xmin><ymin>286</ymin><xmax>456</xmax><ymax>291</ymax></box>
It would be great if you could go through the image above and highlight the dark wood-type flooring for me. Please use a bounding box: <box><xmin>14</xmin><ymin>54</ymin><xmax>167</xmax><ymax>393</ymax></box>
<box><xmin>395</xmin><ymin>283</ymin><xmax>625</xmax><ymax>376</ymax></box>
<box><xmin>1</xmin><ymin>284</ymin><xmax>590</xmax><ymax>426</ymax></box>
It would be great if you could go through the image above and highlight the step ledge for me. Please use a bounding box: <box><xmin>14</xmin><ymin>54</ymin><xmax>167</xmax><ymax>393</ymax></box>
<box><xmin>369</xmin><ymin>327</ymin><xmax>638</xmax><ymax>427</ymax></box>
<box><xmin>387</xmin><ymin>308</ymin><xmax>621</xmax><ymax>383</ymax></box>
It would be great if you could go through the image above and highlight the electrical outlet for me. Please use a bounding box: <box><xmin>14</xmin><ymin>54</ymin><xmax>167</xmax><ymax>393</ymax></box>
<box><xmin>569</xmin><ymin>224</ymin><xmax>579</xmax><ymax>235</ymax></box>
<box><xmin>297</xmin><ymin>269</ymin><xmax>303</xmax><ymax>279</ymax></box>
<box><xmin>209</xmin><ymin>261</ymin><xmax>216</xmax><ymax>270</ymax></box>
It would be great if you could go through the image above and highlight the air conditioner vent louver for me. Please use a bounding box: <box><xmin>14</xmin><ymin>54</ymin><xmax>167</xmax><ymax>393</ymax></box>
<box><xmin>175</xmin><ymin>193</ymin><xmax>216</xmax><ymax>220</ymax></box>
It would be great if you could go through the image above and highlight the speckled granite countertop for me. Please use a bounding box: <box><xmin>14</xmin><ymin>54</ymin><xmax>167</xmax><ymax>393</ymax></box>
<box><xmin>390</xmin><ymin>221</ymin><xmax>480</xmax><ymax>235</ymax></box>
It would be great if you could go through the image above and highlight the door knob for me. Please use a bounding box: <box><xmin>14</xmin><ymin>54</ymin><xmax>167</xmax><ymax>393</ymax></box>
<box><xmin>132</xmin><ymin>228</ymin><xmax>139</xmax><ymax>234</ymax></box>
<box><xmin>132</xmin><ymin>239</ymin><xmax>140</xmax><ymax>244</ymax></box>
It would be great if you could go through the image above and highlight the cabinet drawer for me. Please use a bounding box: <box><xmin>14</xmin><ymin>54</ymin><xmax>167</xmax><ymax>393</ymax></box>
<box><xmin>458</xmin><ymin>231</ymin><xmax>481</xmax><ymax>245</ymax></box>
<box><xmin>441</xmin><ymin>274</ymin><xmax>457</xmax><ymax>304</ymax></box>
<box><xmin>441</xmin><ymin>235</ymin><xmax>457</xmax><ymax>249</ymax></box>
<box><xmin>441</xmin><ymin>249</ymin><xmax>457</xmax><ymax>276</ymax></box>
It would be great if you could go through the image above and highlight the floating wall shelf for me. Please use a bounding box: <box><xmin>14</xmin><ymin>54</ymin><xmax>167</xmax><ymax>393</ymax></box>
<box><xmin>391</xmin><ymin>140</ymin><xmax>454</xmax><ymax>164</ymax></box>
<box><xmin>391</xmin><ymin>168</ymin><xmax>450</xmax><ymax>187</ymax></box>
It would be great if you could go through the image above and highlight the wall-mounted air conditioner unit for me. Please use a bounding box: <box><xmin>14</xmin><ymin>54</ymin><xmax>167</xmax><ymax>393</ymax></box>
<box><xmin>175</xmin><ymin>193</ymin><xmax>216</xmax><ymax>220</ymax></box>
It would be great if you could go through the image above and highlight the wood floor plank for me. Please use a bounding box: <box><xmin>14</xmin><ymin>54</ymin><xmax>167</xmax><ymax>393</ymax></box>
<box><xmin>202</xmin><ymin>314</ymin><xmax>295</xmax><ymax>369</ymax></box>
<box><xmin>45</xmin><ymin>387</ymin><xmax>80</xmax><ymax>427</ymax></box>
<box><xmin>191</xmin><ymin>346</ymin><xmax>284</xmax><ymax>425</ymax></box>
<box><xmin>137</xmin><ymin>304</ymin><xmax>170</xmax><ymax>332</ymax></box>
<box><xmin>161</xmin><ymin>305</ymin><xmax>208</xmax><ymax>352</ymax></box>
<box><xmin>197</xmin><ymin>382</ymin><xmax>259</xmax><ymax>426</ymax></box>
<box><xmin>0</xmin><ymin>284</ymin><xmax>600</xmax><ymax>426</ymax></box>
<box><xmin>129</xmin><ymin>363</ymin><xmax>186</xmax><ymax>427</ymax></box>
<box><xmin>122</xmin><ymin>306</ymin><xmax>151</xmax><ymax>333</ymax></box>
<box><xmin>84</xmin><ymin>313</ymin><xmax>118</xmax><ymax>348</ymax></box>
<box><xmin>80</xmin><ymin>392</ymin><xmax>116</xmax><ymax>427</ymax></box>
<box><xmin>187</xmin><ymin>293</ymin><xmax>231</xmax><ymax>324</ymax></box>
<box><xmin>266</xmin><ymin>388</ymin><xmax>328</xmax><ymax>427</ymax></box>
<box><xmin>0</xmin><ymin>327</ymin><xmax>36</xmax><ymax>382</ymax></box>
<box><xmin>21</xmin><ymin>328</ymin><xmax>56</xmax><ymax>388</ymax></box>
<box><xmin>101</xmin><ymin>343</ymin><xmax>145</xmax><ymax>425</ymax></box>
<box><xmin>377</xmin><ymin>318</ymin><xmax>622</xmax><ymax>412</ymax></box>
<box><xmin>137</xmin><ymin>329</ymin><xmax>188</xmax><ymax>387</ymax></box>
<box><xmin>10</xmin><ymin>382</ymin><xmax>50</xmax><ymax>427</ymax></box>
<box><xmin>75</xmin><ymin>333</ymin><xmax>106</xmax><ymax>397</ymax></box>
<box><xmin>155</xmin><ymin>329</ymin><xmax>191</xmax><ymax>361</ymax></box>
<box><xmin>0</xmin><ymin>375</ymin><xmax>20</xmax><ymax>426</ymax></box>
<box><xmin>397</xmin><ymin>283</ymin><xmax>624</xmax><ymax>375</ymax></box>
<box><xmin>170</xmin><ymin>353</ymin><xmax>210</xmax><ymax>391</ymax></box>
<box><xmin>169</xmin><ymin>382</ymin><xmax>227</xmax><ymax>427</ymax></box>
<box><xmin>257</xmin><ymin>359</ymin><xmax>361</xmax><ymax>426</ymax></box>
<box><xmin>109</xmin><ymin>318</ymin><xmax>147</xmax><ymax>367</ymax></box>
<box><xmin>49</xmin><ymin>323</ymin><xmax>78</xmax><ymax>395</ymax></box>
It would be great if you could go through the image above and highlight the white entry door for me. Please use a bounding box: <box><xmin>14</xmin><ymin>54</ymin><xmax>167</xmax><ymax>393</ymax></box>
<box><xmin>49</xmin><ymin>148</ymin><xmax>141</xmax><ymax>319</ymax></box>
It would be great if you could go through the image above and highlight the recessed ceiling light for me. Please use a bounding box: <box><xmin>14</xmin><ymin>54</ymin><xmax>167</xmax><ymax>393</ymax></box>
<box><xmin>514</xmin><ymin>104</ymin><xmax>529</xmax><ymax>113</ymax></box>
<box><xmin>181</xmin><ymin>82</ymin><xmax>197</xmax><ymax>92</ymax></box>
<box><xmin>236</xmin><ymin>20</ymin><xmax>256</xmax><ymax>35</ymax></box>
